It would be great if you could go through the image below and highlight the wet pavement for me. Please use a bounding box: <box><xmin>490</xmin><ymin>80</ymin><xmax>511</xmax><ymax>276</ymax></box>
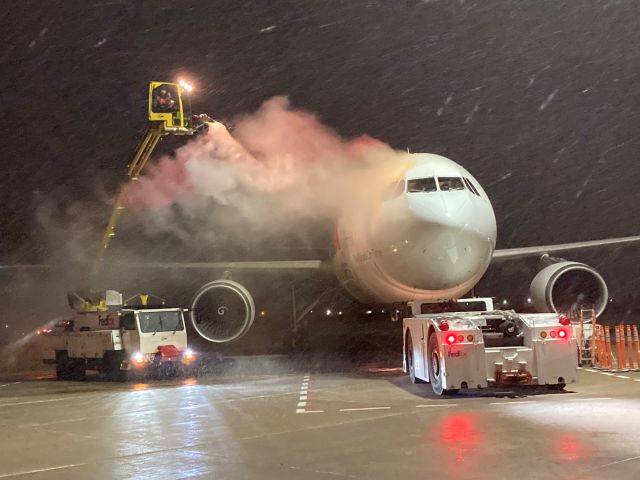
<box><xmin>1</xmin><ymin>363</ymin><xmax>639</xmax><ymax>479</ymax></box>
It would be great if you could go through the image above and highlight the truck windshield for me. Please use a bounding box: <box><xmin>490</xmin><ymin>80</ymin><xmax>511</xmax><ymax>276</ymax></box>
<box><xmin>138</xmin><ymin>311</ymin><xmax>184</xmax><ymax>333</ymax></box>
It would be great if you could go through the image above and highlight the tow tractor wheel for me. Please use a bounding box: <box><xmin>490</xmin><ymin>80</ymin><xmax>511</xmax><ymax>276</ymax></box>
<box><xmin>427</xmin><ymin>333</ymin><xmax>458</xmax><ymax>396</ymax></box>
<box><xmin>406</xmin><ymin>332</ymin><xmax>424</xmax><ymax>384</ymax></box>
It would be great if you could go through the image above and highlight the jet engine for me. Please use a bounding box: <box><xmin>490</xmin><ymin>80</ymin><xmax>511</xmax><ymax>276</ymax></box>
<box><xmin>189</xmin><ymin>280</ymin><xmax>255</xmax><ymax>343</ymax></box>
<box><xmin>530</xmin><ymin>261</ymin><xmax>608</xmax><ymax>316</ymax></box>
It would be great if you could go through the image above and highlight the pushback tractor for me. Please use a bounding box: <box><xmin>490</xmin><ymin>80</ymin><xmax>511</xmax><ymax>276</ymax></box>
<box><xmin>403</xmin><ymin>298</ymin><xmax>578</xmax><ymax>395</ymax></box>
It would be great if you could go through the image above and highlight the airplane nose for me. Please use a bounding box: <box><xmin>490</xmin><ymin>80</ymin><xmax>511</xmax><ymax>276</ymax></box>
<box><xmin>374</xmin><ymin>194</ymin><xmax>495</xmax><ymax>292</ymax></box>
<box><xmin>390</xmin><ymin>225</ymin><xmax>492</xmax><ymax>291</ymax></box>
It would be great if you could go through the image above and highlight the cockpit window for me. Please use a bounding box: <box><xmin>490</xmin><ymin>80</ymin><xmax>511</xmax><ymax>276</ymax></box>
<box><xmin>463</xmin><ymin>177</ymin><xmax>480</xmax><ymax>196</ymax></box>
<box><xmin>437</xmin><ymin>177</ymin><xmax>465</xmax><ymax>191</ymax></box>
<box><xmin>407</xmin><ymin>177</ymin><xmax>437</xmax><ymax>193</ymax></box>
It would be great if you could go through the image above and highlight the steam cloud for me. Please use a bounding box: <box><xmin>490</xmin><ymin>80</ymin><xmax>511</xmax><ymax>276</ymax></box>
<box><xmin>122</xmin><ymin>96</ymin><xmax>412</xmax><ymax>249</ymax></box>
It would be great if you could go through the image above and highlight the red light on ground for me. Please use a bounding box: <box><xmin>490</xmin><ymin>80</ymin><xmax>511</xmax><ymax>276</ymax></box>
<box><xmin>446</xmin><ymin>334</ymin><xmax>456</xmax><ymax>345</ymax></box>
<box><xmin>558</xmin><ymin>329</ymin><xmax>567</xmax><ymax>339</ymax></box>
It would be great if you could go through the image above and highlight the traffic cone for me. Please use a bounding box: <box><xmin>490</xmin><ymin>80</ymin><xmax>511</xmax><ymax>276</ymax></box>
<box><xmin>626</xmin><ymin>324</ymin><xmax>635</xmax><ymax>370</ymax></box>
<box><xmin>619</xmin><ymin>324</ymin><xmax>628</xmax><ymax>371</ymax></box>
<box><xmin>604</xmin><ymin>325</ymin><xmax>613</xmax><ymax>370</ymax></box>
<box><xmin>633</xmin><ymin>325</ymin><xmax>640</xmax><ymax>370</ymax></box>
<box><xmin>615</xmin><ymin>325</ymin><xmax>623</xmax><ymax>371</ymax></box>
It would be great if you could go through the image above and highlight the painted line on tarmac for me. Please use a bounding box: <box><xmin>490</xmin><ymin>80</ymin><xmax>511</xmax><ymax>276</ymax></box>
<box><xmin>489</xmin><ymin>400</ymin><xmax>537</xmax><ymax>405</ymax></box>
<box><xmin>295</xmin><ymin>373</ymin><xmax>314</xmax><ymax>414</ymax></box>
<box><xmin>340</xmin><ymin>406</ymin><xmax>391</xmax><ymax>412</ymax></box>
<box><xmin>0</xmin><ymin>397</ymin><xmax>68</xmax><ymax>408</ymax></box>
<box><xmin>0</xmin><ymin>462</ymin><xmax>87</xmax><ymax>478</ymax></box>
<box><xmin>568</xmin><ymin>397</ymin><xmax>612</xmax><ymax>402</ymax></box>
<box><xmin>600</xmin><ymin>372</ymin><xmax>615</xmax><ymax>376</ymax></box>
<box><xmin>0</xmin><ymin>382</ymin><xmax>21</xmax><ymax>388</ymax></box>
<box><xmin>416</xmin><ymin>404</ymin><xmax>458</xmax><ymax>408</ymax></box>
<box><xmin>616</xmin><ymin>375</ymin><xmax>631</xmax><ymax>379</ymax></box>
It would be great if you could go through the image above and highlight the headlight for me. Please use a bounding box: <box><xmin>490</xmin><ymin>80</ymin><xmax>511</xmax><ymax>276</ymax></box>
<box><xmin>183</xmin><ymin>349</ymin><xmax>196</xmax><ymax>362</ymax></box>
<box><xmin>132</xmin><ymin>352</ymin><xmax>146</xmax><ymax>366</ymax></box>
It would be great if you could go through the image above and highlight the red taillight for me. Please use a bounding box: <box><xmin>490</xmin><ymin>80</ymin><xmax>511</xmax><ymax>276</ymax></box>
<box><xmin>558</xmin><ymin>329</ymin><xmax>568</xmax><ymax>339</ymax></box>
<box><xmin>559</xmin><ymin>315</ymin><xmax>571</xmax><ymax>326</ymax></box>
<box><xmin>446</xmin><ymin>334</ymin><xmax>456</xmax><ymax>345</ymax></box>
<box><xmin>439</xmin><ymin>321</ymin><xmax>450</xmax><ymax>331</ymax></box>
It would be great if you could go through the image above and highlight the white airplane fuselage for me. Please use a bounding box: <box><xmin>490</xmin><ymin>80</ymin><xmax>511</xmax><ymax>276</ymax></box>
<box><xmin>333</xmin><ymin>153</ymin><xmax>497</xmax><ymax>304</ymax></box>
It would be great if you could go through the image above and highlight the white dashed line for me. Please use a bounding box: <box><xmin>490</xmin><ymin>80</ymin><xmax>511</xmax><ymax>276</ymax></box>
<box><xmin>340</xmin><ymin>406</ymin><xmax>391</xmax><ymax>412</ymax></box>
<box><xmin>490</xmin><ymin>400</ymin><xmax>537</xmax><ymax>405</ymax></box>
<box><xmin>616</xmin><ymin>375</ymin><xmax>630</xmax><ymax>379</ymax></box>
<box><xmin>568</xmin><ymin>397</ymin><xmax>612</xmax><ymax>402</ymax></box>
<box><xmin>0</xmin><ymin>398</ymin><xmax>68</xmax><ymax>408</ymax></box>
<box><xmin>600</xmin><ymin>372</ymin><xmax>615</xmax><ymax>376</ymax></box>
<box><xmin>416</xmin><ymin>404</ymin><xmax>458</xmax><ymax>408</ymax></box>
<box><xmin>295</xmin><ymin>373</ymin><xmax>313</xmax><ymax>414</ymax></box>
<box><xmin>585</xmin><ymin>369</ymin><xmax>597</xmax><ymax>373</ymax></box>
<box><xmin>0</xmin><ymin>382</ymin><xmax>21</xmax><ymax>388</ymax></box>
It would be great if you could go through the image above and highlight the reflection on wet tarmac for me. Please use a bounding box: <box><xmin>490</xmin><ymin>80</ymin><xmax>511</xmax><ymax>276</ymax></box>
<box><xmin>436</xmin><ymin>412</ymin><xmax>483</xmax><ymax>465</ymax></box>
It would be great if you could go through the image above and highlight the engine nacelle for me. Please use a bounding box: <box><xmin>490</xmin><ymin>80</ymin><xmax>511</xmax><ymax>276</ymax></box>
<box><xmin>530</xmin><ymin>261</ymin><xmax>608</xmax><ymax>316</ymax></box>
<box><xmin>190</xmin><ymin>280</ymin><xmax>255</xmax><ymax>343</ymax></box>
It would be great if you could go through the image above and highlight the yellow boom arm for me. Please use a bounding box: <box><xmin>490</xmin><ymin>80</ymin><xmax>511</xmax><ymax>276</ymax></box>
<box><xmin>93</xmin><ymin>81</ymin><xmax>202</xmax><ymax>275</ymax></box>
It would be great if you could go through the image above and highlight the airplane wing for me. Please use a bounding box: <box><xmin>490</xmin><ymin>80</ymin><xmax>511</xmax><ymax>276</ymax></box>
<box><xmin>492</xmin><ymin>235</ymin><xmax>640</xmax><ymax>262</ymax></box>
<box><xmin>120</xmin><ymin>260</ymin><xmax>326</xmax><ymax>270</ymax></box>
<box><xmin>0</xmin><ymin>264</ymin><xmax>50</xmax><ymax>270</ymax></box>
<box><xmin>1</xmin><ymin>260</ymin><xmax>327</xmax><ymax>272</ymax></box>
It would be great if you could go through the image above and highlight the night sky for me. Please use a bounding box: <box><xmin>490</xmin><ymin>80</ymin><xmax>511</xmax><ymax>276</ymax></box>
<box><xmin>2</xmin><ymin>1</ymin><xmax>640</xmax><ymax>321</ymax></box>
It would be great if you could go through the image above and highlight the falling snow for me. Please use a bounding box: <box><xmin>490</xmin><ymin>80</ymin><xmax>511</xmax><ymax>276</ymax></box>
<box><xmin>539</xmin><ymin>89</ymin><xmax>559</xmax><ymax>111</ymax></box>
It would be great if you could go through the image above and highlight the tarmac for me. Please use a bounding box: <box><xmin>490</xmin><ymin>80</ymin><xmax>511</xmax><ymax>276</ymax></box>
<box><xmin>1</xmin><ymin>360</ymin><xmax>640</xmax><ymax>480</ymax></box>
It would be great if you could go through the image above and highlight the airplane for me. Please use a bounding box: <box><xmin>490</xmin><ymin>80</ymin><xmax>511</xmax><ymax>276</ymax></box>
<box><xmin>124</xmin><ymin>151</ymin><xmax>640</xmax><ymax>344</ymax></box>
<box><xmin>4</xmin><ymin>81</ymin><xmax>639</xmax><ymax>345</ymax></box>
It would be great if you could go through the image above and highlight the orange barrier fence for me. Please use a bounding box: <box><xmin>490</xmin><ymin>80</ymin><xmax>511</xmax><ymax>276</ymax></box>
<box><xmin>590</xmin><ymin>323</ymin><xmax>640</xmax><ymax>371</ymax></box>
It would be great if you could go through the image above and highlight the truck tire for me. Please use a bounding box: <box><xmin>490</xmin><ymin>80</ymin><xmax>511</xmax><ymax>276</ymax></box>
<box><xmin>55</xmin><ymin>352</ymin><xmax>85</xmax><ymax>381</ymax></box>
<box><xmin>69</xmin><ymin>359</ymin><xmax>86</xmax><ymax>380</ymax></box>
<box><xmin>55</xmin><ymin>351</ymin><xmax>70</xmax><ymax>380</ymax></box>
<box><xmin>406</xmin><ymin>332</ymin><xmax>425</xmax><ymax>384</ymax></box>
<box><xmin>427</xmin><ymin>333</ymin><xmax>458</xmax><ymax>395</ymax></box>
<box><xmin>103</xmin><ymin>351</ymin><xmax>127</xmax><ymax>382</ymax></box>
